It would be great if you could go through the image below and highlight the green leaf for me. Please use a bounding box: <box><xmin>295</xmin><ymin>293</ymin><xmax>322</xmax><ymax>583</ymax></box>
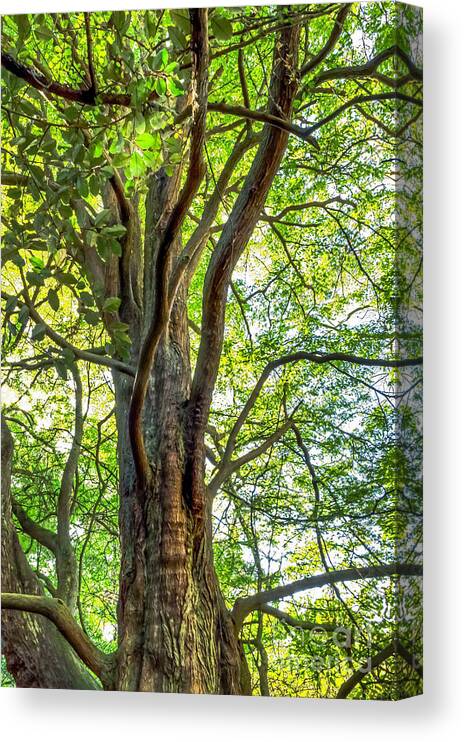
<box><xmin>18</xmin><ymin>305</ymin><xmax>29</xmax><ymax>325</ymax></box>
<box><xmin>154</xmin><ymin>78</ymin><xmax>167</xmax><ymax>96</ymax></box>
<box><xmin>31</xmin><ymin>323</ymin><xmax>46</xmax><ymax>341</ymax></box>
<box><xmin>14</xmin><ymin>14</ymin><xmax>31</xmax><ymax>41</ymax></box>
<box><xmin>109</xmin><ymin>240</ymin><xmax>122</xmax><ymax>257</ymax></box>
<box><xmin>47</xmin><ymin>288</ymin><xmax>60</xmax><ymax>311</ymax></box>
<box><xmin>54</xmin><ymin>359</ymin><xmax>68</xmax><ymax>381</ymax></box>
<box><xmin>79</xmin><ymin>291</ymin><xmax>94</xmax><ymax>306</ymax></box>
<box><xmin>112</xmin><ymin>11</ymin><xmax>127</xmax><ymax>33</ymax></box>
<box><xmin>36</xmin><ymin>24</ymin><xmax>53</xmax><ymax>42</ymax></box>
<box><xmin>128</xmin><ymin>151</ymin><xmax>146</xmax><ymax>178</ymax></box>
<box><xmin>76</xmin><ymin>176</ymin><xmax>89</xmax><ymax>197</ymax></box>
<box><xmin>90</xmin><ymin>140</ymin><xmax>104</xmax><ymax>159</ymax></box>
<box><xmin>168</xmin><ymin>26</ymin><xmax>187</xmax><ymax>50</ymax></box>
<box><xmin>170</xmin><ymin>10</ymin><xmax>191</xmax><ymax>34</ymax></box>
<box><xmin>211</xmin><ymin>14</ymin><xmax>233</xmax><ymax>41</ymax></box>
<box><xmin>94</xmin><ymin>209</ymin><xmax>113</xmax><ymax>228</ymax></box>
<box><xmin>84</xmin><ymin>310</ymin><xmax>101</xmax><ymax>326</ymax></box>
<box><xmin>144</xmin><ymin>11</ymin><xmax>158</xmax><ymax>38</ymax></box>
<box><xmin>56</xmin><ymin>272</ymin><xmax>77</xmax><ymax>286</ymax></box>
<box><xmin>134</xmin><ymin>112</ymin><xmax>146</xmax><ymax>135</ymax></box>
<box><xmin>11</xmin><ymin>253</ymin><xmax>26</xmax><ymax>268</ymax></box>
<box><xmin>30</xmin><ymin>255</ymin><xmax>44</xmax><ymax>271</ymax></box>
<box><xmin>168</xmin><ymin>78</ymin><xmax>185</xmax><ymax>97</ymax></box>
<box><xmin>104</xmin><ymin>224</ymin><xmax>127</xmax><ymax>238</ymax></box>
<box><xmin>103</xmin><ymin>297</ymin><xmax>121</xmax><ymax>313</ymax></box>
<box><xmin>135</xmin><ymin>132</ymin><xmax>159</xmax><ymax>150</ymax></box>
<box><xmin>62</xmin><ymin>347</ymin><xmax>75</xmax><ymax>365</ymax></box>
<box><xmin>5</xmin><ymin>296</ymin><xmax>17</xmax><ymax>313</ymax></box>
<box><xmin>19</xmin><ymin>99</ymin><xmax>41</xmax><ymax>117</ymax></box>
<box><xmin>26</xmin><ymin>271</ymin><xmax>44</xmax><ymax>287</ymax></box>
<box><xmin>109</xmin><ymin>134</ymin><xmax>125</xmax><ymax>154</ymax></box>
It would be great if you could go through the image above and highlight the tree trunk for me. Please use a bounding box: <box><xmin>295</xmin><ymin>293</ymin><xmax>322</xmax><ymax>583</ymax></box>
<box><xmin>113</xmin><ymin>171</ymin><xmax>243</xmax><ymax>693</ymax></box>
<box><xmin>1</xmin><ymin>419</ymin><xmax>99</xmax><ymax>690</ymax></box>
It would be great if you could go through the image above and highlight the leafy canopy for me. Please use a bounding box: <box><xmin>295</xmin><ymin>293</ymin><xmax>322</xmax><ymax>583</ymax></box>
<box><xmin>1</xmin><ymin>3</ymin><xmax>422</xmax><ymax>697</ymax></box>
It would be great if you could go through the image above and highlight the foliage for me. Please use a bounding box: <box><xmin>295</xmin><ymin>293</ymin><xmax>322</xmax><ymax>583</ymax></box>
<box><xmin>1</xmin><ymin>3</ymin><xmax>422</xmax><ymax>697</ymax></box>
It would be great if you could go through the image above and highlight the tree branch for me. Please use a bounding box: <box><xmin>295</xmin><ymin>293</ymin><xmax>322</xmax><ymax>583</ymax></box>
<box><xmin>84</xmin><ymin>13</ymin><xmax>97</xmax><ymax>93</ymax></box>
<box><xmin>187</xmin><ymin>15</ymin><xmax>301</xmax><ymax>512</ymax></box>
<box><xmin>307</xmin><ymin>92</ymin><xmax>422</xmax><ymax>135</ymax></box>
<box><xmin>260</xmin><ymin>604</ymin><xmax>338</xmax><ymax>633</ymax></box>
<box><xmin>12</xmin><ymin>501</ymin><xmax>58</xmax><ymax>554</ymax></box>
<box><xmin>219</xmin><ymin>351</ymin><xmax>422</xmax><ymax>474</ymax></box>
<box><xmin>57</xmin><ymin>363</ymin><xmax>82</xmax><ymax>534</ymax></box>
<box><xmin>128</xmin><ymin>8</ymin><xmax>209</xmax><ymax>486</ymax></box>
<box><xmin>1</xmin><ymin>592</ymin><xmax>113</xmax><ymax>683</ymax></box>
<box><xmin>169</xmin><ymin>127</ymin><xmax>260</xmax><ymax>295</ymax></box>
<box><xmin>209</xmin><ymin>417</ymin><xmax>295</xmax><ymax>496</ymax></box>
<box><xmin>1</xmin><ymin>51</ymin><xmax>155</xmax><ymax>107</ymax></box>
<box><xmin>206</xmin><ymin>102</ymin><xmax>319</xmax><ymax>147</ymax></box>
<box><xmin>300</xmin><ymin>4</ymin><xmax>352</xmax><ymax>77</ymax></box>
<box><xmin>1</xmin><ymin>51</ymin><xmax>96</xmax><ymax>104</ymax></box>
<box><xmin>312</xmin><ymin>44</ymin><xmax>423</xmax><ymax>88</ymax></box>
<box><xmin>231</xmin><ymin>563</ymin><xmax>422</xmax><ymax>631</ymax></box>
<box><xmin>19</xmin><ymin>289</ymin><xmax>135</xmax><ymax>376</ymax></box>
<box><xmin>238</xmin><ymin>48</ymin><xmax>250</xmax><ymax>110</ymax></box>
<box><xmin>35</xmin><ymin>571</ymin><xmax>58</xmax><ymax>598</ymax></box>
<box><xmin>1</xmin><ymin>172</ymin><xmax>29</xmax><ymax>187</ymax></box>
<box><xmin>170</xmin><ymin>98</ymin><xmax>319</xmax><ymax>145</ymax></box>
<box><xmin>55</xmin><ymin>363</ymin><xmax>83</xmax><ymax>606</ymax></box>
<box><xmin>264</xmin><ymin>195</ymin><xmax>356</xmax><ymax>222</ymax></box>
<box><xmin>336</xmin><ymin>638</ymin><xmax>422</xmax><ymax>698</ymax></box>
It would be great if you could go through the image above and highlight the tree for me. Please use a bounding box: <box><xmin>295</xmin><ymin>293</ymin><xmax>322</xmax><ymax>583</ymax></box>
<box><xmin>1</xmin><ymin>3</ymin><xmax>423</xmax><ymax>697</ymax></box>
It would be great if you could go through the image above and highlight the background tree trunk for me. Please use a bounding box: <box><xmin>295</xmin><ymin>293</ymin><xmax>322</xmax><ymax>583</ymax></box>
<box><xmin>1</xmin><ymin>419</ymin><xmax>99</xmax><ymax>689</ymax></box>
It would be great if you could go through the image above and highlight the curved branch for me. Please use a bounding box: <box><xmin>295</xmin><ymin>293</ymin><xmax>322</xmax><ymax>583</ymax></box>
<box><xmin>12</xmin><ymin>501</ymin><xmax>58</xmax><ymax>554</ymax></box>
<box><xmin>260</xmin><ymin>604</ymin><xmax>338</xmax><ymax>633</ymax></box>
<box><xmin>206</xmin><ymin>102</ymin><xmax>319</xmax><ymax>147</ymax></box>
<box><xmin>238</xmin><ymin>48</ymin><xmax>250</xmax><ymax>109</ymax></box>
<box><xmin>128</xmin><ymin>8</ymin><xmax>209</xmax><ymax>485</ymax></box>
<box><xmin>307</xmin><ymin>92</ymin><xmax>422</xmax><ymax>135</ymax></box>
<box><xmin>1</xmin><ymin>172</ymin><xmax>29</xmax><ymax>187</ymax></box>
<box><xmin>20</xmin><ymin>290</ymin><xmax>135</xmax><ymax>376</ymax></box>
<box><xmin>170</xmin><ymin>99</ymin><xmax>319</xmax><ymax>145</ymax></box>
<box><xmin>221</xmin><ymin>351</ymin><xmax>422</xmax><ymax>470</ymax></box>
<box><xmin>300</xmin><ymin>4</ymin><xmax>352</xmax><ymax>77</ymax></box>
<box><xmin>336</xmin><ymin>638</ymin><xmax>422</xmax><ymax>698</ymax></box>
<box><xmin>1</xmin><ymin>51</ymin><xmax>156</xmax><ymax>108</ymax></box>
<box><xmin>57</xmin><ymin>363</ymin><xmax>83</xmax><ymax>536</ymax></box>
<box><xmin>209</xmin><ymin>417</ymin><xmax>295</xmax><ymax>496</ymax></box>
<box><xmin>265</xmin><ymin>196</ymin><xmax>356</xmax><ymax>223</ymax></box>
<box><xmin>187</xmin><ymin>15</ymin><xmax>301</xmax><ymax>505</ymax></box>
<box><xmin>1</xmin><ymin>592</ymin><xmax>113</xmax><ymax>683</ymax></box>
<box><xmin>1</xmin><ymin>51</ymin><xmax>97</xmax><ymax>104</ymax></box>
<box><xmin>313</xmin><ymin>44</ymin><xmax>423</xmax><ymax>88</ymax></box>
<box><xmin>231</xmin><ymin>563</ymin><xmax>422</xmax><ymax>631</ymax></box>
<box><xmin>84</xmin><ymin>13</ymin><xmax>97</xmax><ymax>93</ymax></box>
<box><xmin>56</xmin><ymin>363</ymin><xmax>83</xmax><ymax>606</ymax></box>
<box><xmin>170</xmin><ymin>128</ymin><xmax>261</xmax><ymax>294</ymax></box>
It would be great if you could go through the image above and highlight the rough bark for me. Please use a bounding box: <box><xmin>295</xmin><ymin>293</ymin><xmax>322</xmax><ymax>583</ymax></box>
<box><xmin>113</xmin><ymin>12</ymin><xmax>301</xmax><ymax>695</ymax></box>
<box><xmin>2</xmin><ymin>13</ymin><xmax>298</xmax><ymax>695</ymax></box>
<box><xmin>114</xmin><ymin>168</ymin><xmax>242</xmax><ymax>692</ymax></box>
<box><xmin>1</xmin><ymin>419</ymin><xmax>99</xmax><ymax>689</ymax></box>
<box><xmin>186</xmin><ymin>16</ymin><xmax>301</xmax><ymax>502</ymax></box>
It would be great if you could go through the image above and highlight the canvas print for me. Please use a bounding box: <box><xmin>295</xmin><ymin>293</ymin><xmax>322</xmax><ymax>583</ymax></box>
<box><xmin>0</xmin><ymin>2</ymin><xmax>422</xmax><ymax>698</ymax></box>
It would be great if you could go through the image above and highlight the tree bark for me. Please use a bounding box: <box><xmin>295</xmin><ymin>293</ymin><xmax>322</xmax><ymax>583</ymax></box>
<box><xmin>1</xmin><ymin>12</ymin><xmax>298</xmax><ymax>694</ymax></box>
<box><xmin>1</xmin><ymin>419</ymin><xmax>99</xmax><ymax>689</ymax></box>
<box><xmin>113</xmin><ymin>165</ymin><xmax>243</xmax><ymax>693</ymax></box>
<box><xmin>113</xmin><ymin>13</ymin><xmax>300</xmax><ymax>694</ymax></box>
